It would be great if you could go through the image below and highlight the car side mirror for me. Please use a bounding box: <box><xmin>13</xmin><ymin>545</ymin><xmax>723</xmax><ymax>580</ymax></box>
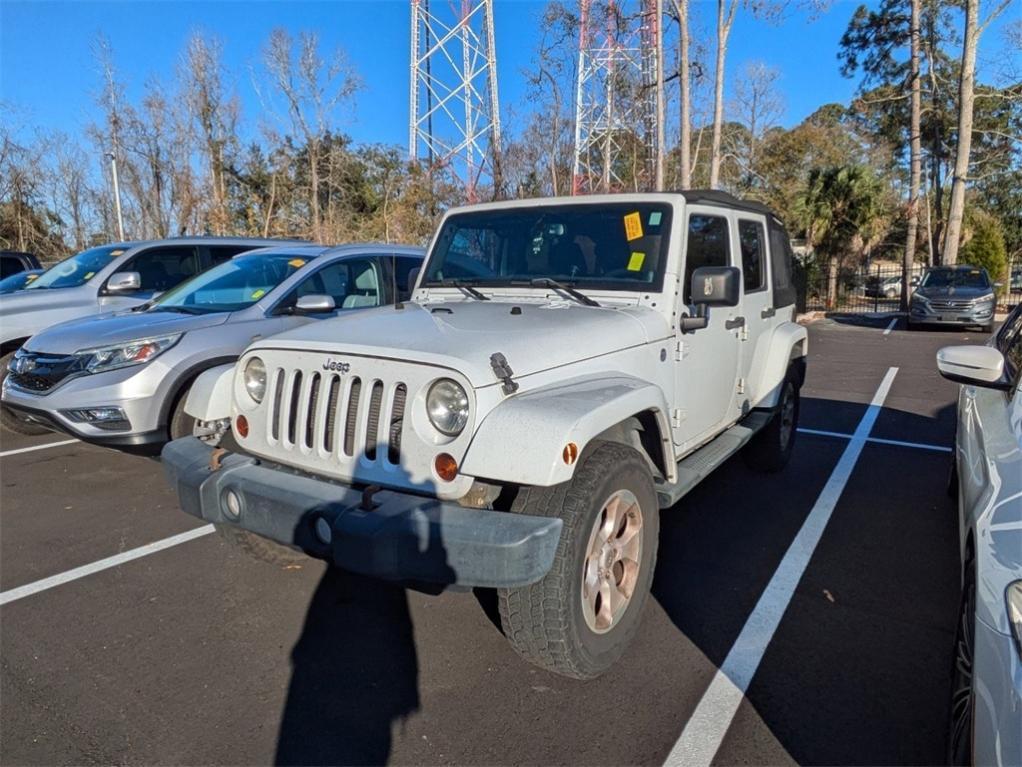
<box><xmin>294</xmin><ymin>294</ymin><xmax>336</xmax><ymax>314</ymax></box>
<box><xmin>936</xmin><ymin>345</ymin><xmax>1013</xmax><ymax>391</ymax></box>
<box><xmin>690</xmin><ymin>266</ymin><xmax>741</xmax><ymax>307</ymax></box>
<box><xmin>106</xmin><ymin>271</ymin><xmax>141</xmax><ymax>293</ymax></box>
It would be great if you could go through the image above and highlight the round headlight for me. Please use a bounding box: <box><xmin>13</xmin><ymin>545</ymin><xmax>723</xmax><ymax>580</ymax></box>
<box><xmin>426</xmin><ymin>378</ymin><xmax>470</xmax><ymax>436</ymax></box>
<box><xmin>243</xmin><ymin>357</ymin><xmax>267</xmax><ymax>404</ymax></box>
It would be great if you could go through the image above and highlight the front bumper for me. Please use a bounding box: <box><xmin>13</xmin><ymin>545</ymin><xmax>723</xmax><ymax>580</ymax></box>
<box><xmin>909</xmin><ymin>302</ymin><xmax>994</xmax><ymax>326</ymax></box>
<box><xmin>161</xmin><ymin>437</ymin><xmax>563</xmax><ymax>588</ymax></box>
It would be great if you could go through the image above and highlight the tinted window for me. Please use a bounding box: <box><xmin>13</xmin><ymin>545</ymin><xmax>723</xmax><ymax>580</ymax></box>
<box><xmin>684</xmin><ymin>214</ymin><xmax>730</xmax><ymax>303</ymax></box>
<box><xmin>127</xmin><ymin>247</ymin><xmax>200</xmax><ymax>292</ymax></box>
<box><xmin>1</xmin><ymin>256</ymin><xmax>19</xmax><ymax>279</ymax></box>
<box><xmin>208</xmin><ymin>245</ymin><xmax>262</xmax><ymax>266</ymax></box>
<box><xmin>738</xmin><ymin>220</ymin><xmax>766</xmax><ymax>292</ymax></box>
<box><xmin>26</xmin><ymin>245</ymin><xmax>124</xmax><ymax>290</ymax></box>
<box><xmin>394</xmin><ymin>256</ymin><xmax>421</xmax><ymax>299</ymax></box>
<box><xmin>768</xmin><ymin>224</ymin><xmax>796</xmax><ymax>307</ymax></box>
<box><xmin>424</xmin><ymin>203</ymin><xmax>672</xmax><ymax>291</ymax></box>
<box><xmin>997</xmin><ymin>305</ymin><xmax>1022</xmax><ymax>386</ymax></box>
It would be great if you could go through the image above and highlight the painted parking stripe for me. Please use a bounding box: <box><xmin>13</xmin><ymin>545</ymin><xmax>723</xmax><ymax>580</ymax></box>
<box><xmin>0</xmin><ymin>439</ymin><xmax>78</xmax><ymax>458</ymax></box>
<box><xmin>797</xmin><ymin>427</ymin><xmax>951</xmax><ymax>453</ymax></box>
<box><xmin>664</xmin><ymin>367</ymin><xmax>899</xmax><ymax>767</ymax></box>
<box><xmin>883</xmin><ymin>317</ymin><xmax>898</xmax><ymax>335</ymax></box>
<box><xmin>0</xmin><ymin>525</ymin><xmax>215</xmax><ymax>606</ymax></box>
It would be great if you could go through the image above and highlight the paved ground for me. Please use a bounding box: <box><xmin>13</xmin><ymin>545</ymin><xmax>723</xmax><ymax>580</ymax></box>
<box><xmin>0</xmin><ymin>317</ymin><xmax>985</xmax><ymax>765</ymax></box>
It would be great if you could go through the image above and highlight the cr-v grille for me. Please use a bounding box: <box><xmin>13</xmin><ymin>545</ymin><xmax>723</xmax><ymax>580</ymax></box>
<box><xmin>268</xmin><ymin>367</ymin><xmax>406</xmax><ymax>464</ymax></box>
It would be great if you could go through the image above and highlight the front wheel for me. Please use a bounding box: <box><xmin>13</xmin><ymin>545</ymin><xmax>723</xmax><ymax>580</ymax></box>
<box><xmin>948</xmin><ymin>559</ymin><xmax>976</xmax><ymax>765</ymax></box>
<box><xmin>498</xmin><ymin>441</ymin><xmax>659</xmax><ymax>679</ymax></box>
<box><xmin>0</xmin><ymin>350</ymin><xmax>51</xmax><ymax>436</ymax></box>
<box><xmin>743</xmin><ymin>373</ymin><xmax>800</xmax><ymax>473</ymax></box>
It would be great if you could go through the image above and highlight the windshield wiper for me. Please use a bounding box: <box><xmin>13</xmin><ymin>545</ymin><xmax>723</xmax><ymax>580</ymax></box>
<box><xmin>528</xmin><ymin>278</ymin><xmax>600</xmax><ymax>307</ymax></box>
<box><xmin>437</xmin><ymin>278</ymin><xmax>489</xmax><ymax>301</ymax></box>
<box><xmin>152</xmin><ymin>305</ymin><xmax>204</xmax><ymax>315</ymax></box>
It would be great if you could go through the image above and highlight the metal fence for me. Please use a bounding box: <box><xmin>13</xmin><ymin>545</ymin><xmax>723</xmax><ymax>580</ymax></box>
<box><xmin>795</xmin><ymin>262</ymin><xmax>1022</xmax><ymax>315</ymax></box>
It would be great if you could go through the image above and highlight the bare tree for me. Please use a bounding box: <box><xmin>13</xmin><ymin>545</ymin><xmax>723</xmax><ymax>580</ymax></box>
<box><xmin>901</xmin><ymin>0</ymin><xmax>922</xmax><ymax>309</ymax></box>
<box><xmin>708</xmin><ymin>0</ymin><xmax>739</xmax><ymax>188</ymax></box>
<box><xmin>942</xmin><ymin>0</ymin><xmax>1013</xmax><ymax>264</ymax></box>
<box><xmin>669</xmin><ymin>0</ymin><xmax>692</xmax><ymax>188</ymax></box>
<box><xmin>260</xmin><ymin>28</ymin><xmax>361</xmax><ymax>242</ymax></box>
<box><xmin>728</xmin><ymin>61</ymin><xmax>784</xmax><ymax>190</ymax></box>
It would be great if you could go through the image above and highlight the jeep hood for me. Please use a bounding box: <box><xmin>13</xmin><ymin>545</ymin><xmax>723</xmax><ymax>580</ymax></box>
<box><xmin>250</xmin><ymin>300</ymin><xmax>668</xmax><ymax>387</ymax></box>
<box><xmin>24</xmin><ymin>309</ymin><xmax>230</xmax><ymax>354</ymax></box>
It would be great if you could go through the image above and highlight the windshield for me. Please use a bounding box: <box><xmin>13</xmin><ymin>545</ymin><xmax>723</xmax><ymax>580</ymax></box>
<box><xmin>150</xmin><ymin>251</ymin><xmax>315</xmax><ymax>314</ymax></box>
<box><xmin>920</xmin><ymin>268</ymin><xmax>990</xmax><ymax>289</ymax></box>
<box><xmin>423</xmin><ymin>203</ymin><xmax>673</xmax><ymax>292</ymax></box>
<box><xmin>26</xmin><ymin>245</ymin><xmax>125</xmax><ymax>290</ymax></box>
<box><xmin>0</xmin><ymin>270</ymin><xmax>40</xmax><ymax>293</ymax></box>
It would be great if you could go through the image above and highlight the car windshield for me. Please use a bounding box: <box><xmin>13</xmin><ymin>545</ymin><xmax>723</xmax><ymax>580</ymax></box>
<box><xmin>150</xmin><ymin>251</ymin><xmax>315</xmax><ymax>314</ymax></box>
<box><xmin>0</xmin><ymin>270</ymin><xmax>40</xmax><ymax>293</ymax></box>
<box><xmin>422</xmin><ymin>203</ymin><xmax>673</xmax><ymax>292</ymax></box>
<box><xmin>920</xmin><ymin>268</ymin><xmax>990</xmax><ymax>289</ymax></box>
<box><xmin>25</xmin><ymin>245</ymin><xmax>125</xmax><ymax>290</ymax></box>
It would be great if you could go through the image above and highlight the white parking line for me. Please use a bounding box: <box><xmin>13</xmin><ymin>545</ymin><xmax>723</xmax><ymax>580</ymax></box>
<box><xmin>0</xmin><ymin>439</ymin><xmax>78</xmax><ymax>458</ymax></box>
<box><xmin>883</xmin><ymin>317</ymin><xmax>898</xmax><ymax>335</ymax></box>
<box><xmin>797</xmin><ymin>427</ymin><xmax>951</xmax><ymax>453</ymax></box>
<box><xmin>0</xmin><ymin>525</ymin><xmax>215</xmax><ymax>606</ymax></box>
<box><xmin>664</xmin><ymin>367</ymin><xmax>899</xmax><ymax>767</ymax></box>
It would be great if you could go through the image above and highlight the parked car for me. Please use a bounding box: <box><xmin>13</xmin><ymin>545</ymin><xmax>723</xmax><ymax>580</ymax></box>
<box><xmin>0</xmin><ymin>250</ymin><xmax>42</xmax><ymax>279</ymax></box>
<box><xmin>0</xmin><ymin>244</ymin><xmax>424</xmax><ymax>453</ymax></box>
<box><xmin>162</xmin><ymin>190</ymin><xmax>809</xmax><ymax>679</ymax></box>
<box><xmin>0</xmin><ymin>237</ymin><xmax>304</xmax><ymax>435</ymax></box>
<box><xmin>0</xmin><ymin>269</ymin><xmax>43</xmax><ymax>294</ymax></box>
<box><xmin>909</xmin><ymin>265</ymin><xmax>997</xmax><ymax>331</ymax></box>
<box><xmin>864</xmin><ymin>274</ymin><xmax>905</xmax><ymax>298</ymax></box>
<box><xmin>936</xmin><ymin>306</ymin><xmax>1022</xmax><ymax>765</ymax></box>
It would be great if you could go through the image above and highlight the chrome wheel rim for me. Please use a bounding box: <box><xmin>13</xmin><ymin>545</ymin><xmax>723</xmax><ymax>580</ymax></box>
<box><xmin>778</xmin><ymin>384</ymin><xmax>795</xmax><ymax>453</ymax></box>
<box><xmin>949</xmin><ymin>582</ymin><xmax>975</xmax><ymax>763</ymax></box>
<box><xmin>581</xmin><ymin>489</ymin><xmax>644</xmax><ymax>634</ymax></box>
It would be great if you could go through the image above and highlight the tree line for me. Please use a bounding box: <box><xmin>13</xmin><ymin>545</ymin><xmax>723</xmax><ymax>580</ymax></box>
<box><xmin>1</xmin><ymin>2</ymin><xmax>1018</xmax><ymax>299</ymax></box>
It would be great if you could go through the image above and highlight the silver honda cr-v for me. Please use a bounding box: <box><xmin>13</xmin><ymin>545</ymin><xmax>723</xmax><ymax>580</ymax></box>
<box><xmin>0</xmin><ymin>243</ymin><xmax>424</xmax><ymax>453</ymax></box>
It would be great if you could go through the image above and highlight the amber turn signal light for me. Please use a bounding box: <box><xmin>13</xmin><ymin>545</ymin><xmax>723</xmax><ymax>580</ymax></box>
<box><xmin>562</xmin><ymin>442</ymin><xmax>579</xmax><ymax>464</ymax></box>
<box><xmin>434</xmin><ymin>453</ymin><xmax>458</xmax><ymax>482</ymax></box>
<box><xmin>235</xmin><ymin>414</ymin><xmax>249</xmax><ymax>438</ymax></box>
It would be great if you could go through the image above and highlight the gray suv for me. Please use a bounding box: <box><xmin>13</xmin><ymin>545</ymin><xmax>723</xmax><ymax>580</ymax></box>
<box><xmin>0</xmin><ymin>244</ymin><xmax>424</xmax><ymax>452</ymax></box>
<box><xmin>0</xmin><ymin>236</ymin><xmax>306</xmax><ymax>434</ymax></box>
<box><xmin>908</xmin><ymin>265</ymin><xmax>997</xmax><ymax>331</ymax></box>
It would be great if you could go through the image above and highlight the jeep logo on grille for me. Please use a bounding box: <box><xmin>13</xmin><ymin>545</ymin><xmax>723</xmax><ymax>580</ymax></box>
<box><xmin>322</xmin><ymin>359</ymin><xmax>351</xmax><ymax>373</ymax></box>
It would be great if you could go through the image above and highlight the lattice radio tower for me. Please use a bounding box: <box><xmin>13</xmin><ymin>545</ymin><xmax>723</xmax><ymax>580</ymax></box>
<box><xmin>409</xmin><ymin>0</ymin><xmax>502</xmax><ymax>202</ymax></box>
<box><xmin>572</xmin><ymin>0</ymin><xmax>663</xmax><ymax>195</ymax></box>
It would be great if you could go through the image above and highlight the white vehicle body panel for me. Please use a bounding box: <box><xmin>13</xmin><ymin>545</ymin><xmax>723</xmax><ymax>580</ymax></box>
<box><xmin>186</xmin><ymin>364</ymin><xmax>236</xmax><ymax>422</ymax></box>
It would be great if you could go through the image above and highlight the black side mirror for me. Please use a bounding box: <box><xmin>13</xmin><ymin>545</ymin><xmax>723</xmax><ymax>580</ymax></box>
<box><xmin>690</xmin><ymin>266</ymin><xmax>741</xmax><ymax>307</ymax></box>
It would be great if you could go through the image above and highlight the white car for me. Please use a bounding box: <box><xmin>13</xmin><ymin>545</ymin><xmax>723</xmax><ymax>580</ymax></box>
<box><xmin>163</xmin><ymin>191</ymin><xmax>808</xmax><ymax>679</ymax></box>
<box><xmin>937</xmin><ymin>305</ymin><xmax>1022</xmax><ymax>765</ymax></box>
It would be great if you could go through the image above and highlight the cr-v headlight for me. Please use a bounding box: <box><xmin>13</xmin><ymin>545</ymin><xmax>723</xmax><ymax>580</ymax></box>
<box><xmin>426</xmin><ymin>378</ymin><xmax>470</xmax><ymax>436</ymax></box>
<box><xmin>79</xmin><ymin>334</ymin><xmax>182</xmax><ymax>374</ymax></box>
<box><xmin>243</xmin><ymin>357</ymin><xmax>267</xmax><ymax>404</ymax></box>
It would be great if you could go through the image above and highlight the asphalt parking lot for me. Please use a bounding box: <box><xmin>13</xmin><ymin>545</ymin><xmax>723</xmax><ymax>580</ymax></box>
<box><xmin>0</xmin><ymin>316</ymin><xmax>985</xmax><ymax>766</ymax></box>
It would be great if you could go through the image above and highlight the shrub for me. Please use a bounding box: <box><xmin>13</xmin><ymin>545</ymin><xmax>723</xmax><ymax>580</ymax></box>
<box><xmin>960</xmin><ymin>210</ymin><xmax>1008</xmax><ymax>292</ymax></box>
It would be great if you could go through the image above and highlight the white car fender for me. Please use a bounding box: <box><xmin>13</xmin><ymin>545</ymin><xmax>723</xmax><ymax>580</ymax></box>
<box><xmin>461</xmin><ymin>373</ymin><xmax>675</xmax><ymax>487</ymax></box>
<box><xmin>756</xmin><ymin>321</ymin><xmax>808</xmax><ymax>408</ymax></box>
<box><xmin>185</xmin><ymin>363</ymin><xmax>236</xmax><ymax>422</ymax></box>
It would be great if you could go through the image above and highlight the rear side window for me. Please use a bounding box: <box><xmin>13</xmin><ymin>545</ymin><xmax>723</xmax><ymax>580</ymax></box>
<box><xmin>768</xmin><ymin>222</ymin><xmax>796</xmax><ymax>308</ymax></box>
<box><xmin>738</xmin><ymin>220</ymin><xmax>766</xmax><ymax>292</ymax></box>
<box><xmin>393</xmin><ymin>256</ymin><xmax>421</xmax><ymax>300</ymax></box>
<box><xmin>684</xmin><ymin>214</ymin><xmax>730</xmax><ymax>303</ymax></box>
<box><xmin>208</xmin><ymin>245</ymin><xmax>262</xmax><ymax>266</ymax></box>
<box><xmin>127</xmin><ymin>247</ymin><xmax>200</xmax><ymax>292</ymax></box>
<box><xmin>1</xmin><ymin>256</ymin><xmax>19</xmax><ymax>278</ymax></box>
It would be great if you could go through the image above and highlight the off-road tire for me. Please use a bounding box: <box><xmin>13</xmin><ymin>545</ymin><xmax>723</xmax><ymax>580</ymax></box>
<box><xmin>216</xmin><ymin>524</ymin><xmax>308</xmax><ymax>567</ymax></box>
<box><xmin>0</xmin><ymin>350</ymin><xmax>51</xmax><ymax>436</ymax></box>
<box><xmin>743</xmin><ymin>371</ymin><xmax>800</xmax><ymax>473</ymax></box>
<box><xmin>497</xmin><ymin>441</ymin><xmax>659</xmax><ymax>679</ymax></box>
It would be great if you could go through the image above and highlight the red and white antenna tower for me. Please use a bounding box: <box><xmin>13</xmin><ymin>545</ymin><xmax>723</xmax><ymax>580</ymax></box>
<box><xmin>572</xmin><ymin>0</ymin><xmax>664</xmax><ymax>195</ymax></box>
<box><xmin>409</xmin><ymin>0</ymin><xmax>502</xmax><ymax>202</ymax></box>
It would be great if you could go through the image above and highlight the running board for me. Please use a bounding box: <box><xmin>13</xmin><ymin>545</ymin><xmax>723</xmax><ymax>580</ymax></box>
<box><xmin>655</xmin><ymin>411</ymin><xmax>773</xmax><ymax>509</ymax></box>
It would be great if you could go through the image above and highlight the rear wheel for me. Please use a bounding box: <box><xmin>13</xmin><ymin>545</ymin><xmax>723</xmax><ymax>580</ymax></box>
<box><xmin>497</xmin><ymin>441</ymin><xmax>659</xmax><ymax>679</ymax></box>
<box><xmin>948</xmin><ymin>558</ymin><xmax>976</xmax><ymax>765</ymax></box>
<box><xmin>0</xmin><ymin>350</ymin><xmax>51</xmax><ymax>436</ymax></box>
<box><xmin>743</xmin><ymin>372</ymin><xmax>800</xmax><ymax>473</ymax></box>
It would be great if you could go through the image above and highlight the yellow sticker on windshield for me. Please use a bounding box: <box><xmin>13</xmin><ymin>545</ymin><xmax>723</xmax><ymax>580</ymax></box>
<box><xmin>251</xmin><ymin>288</ymin><xmax>266</xmax><ymax>299</ymax></box>
<box><xmin>627</xmin><ymin>252</ymin><xmax>645</xmax><ymax>271</ymax></box>
<box><xmin>83</xmin><ymin>271</ymin><xmax>95</xmax><ymax>280</ymax></box>
<box><xmin>25</xmin><ymin>274</ymin><xmax>37</xmax><ymax>282</ymax></box>
<box><xmin>624</xmin><ymin>212</ymin><xmax>643</xmax><ymax>241</ymax></box>
<box><xmin>288</xmin><ymin>258</ymin><xmax>306</xmax><ymax>268</ymax></box>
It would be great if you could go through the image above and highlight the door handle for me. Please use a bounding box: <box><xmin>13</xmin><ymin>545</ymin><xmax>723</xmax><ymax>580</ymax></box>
<box><xmin>725</xmin><ymin>317</ymin><xmax>746</xmax><ymax>330</ymax></box>
<box><xmin>761</xmin><ymin>306</ymin><xmax>776</xmax><ymax>318</ymax></box>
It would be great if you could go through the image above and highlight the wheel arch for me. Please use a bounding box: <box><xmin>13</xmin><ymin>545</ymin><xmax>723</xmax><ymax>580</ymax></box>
<box><xmin>1</xmin><ymin>338</ymin><xmax>30</xmax><ymax>357</ymax></box>
<box><xmin>158</xmin><ymin>356</ymin><xmax>238</xmax><ymax>434</ymax></box>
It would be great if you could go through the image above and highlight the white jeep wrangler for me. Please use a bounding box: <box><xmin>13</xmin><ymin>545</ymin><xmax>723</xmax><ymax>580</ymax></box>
<box><xmin>163</xmin><ymin>191</ymin><xmax>807</xmax><ymax>679</ymax></box>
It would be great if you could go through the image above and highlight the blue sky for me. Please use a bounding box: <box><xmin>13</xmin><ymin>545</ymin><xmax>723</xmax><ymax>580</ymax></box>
<box><xmin>0</xmin><ymin>0</ymin><xmax>1016</xmax><ymax>150</ymax></box>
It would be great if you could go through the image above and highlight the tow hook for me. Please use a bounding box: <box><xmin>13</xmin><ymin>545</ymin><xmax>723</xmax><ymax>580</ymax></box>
<box><xmin>490</xmin><ymin>352</ymin><xmax>519</xmax><ymax>395</ymax></box>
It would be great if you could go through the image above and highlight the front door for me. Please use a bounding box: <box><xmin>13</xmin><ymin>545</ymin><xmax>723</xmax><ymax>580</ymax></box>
<box><xmin>674</xmin><ymin>207</ymin><xmax>743</xmax><ymax>450</ymax></box>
